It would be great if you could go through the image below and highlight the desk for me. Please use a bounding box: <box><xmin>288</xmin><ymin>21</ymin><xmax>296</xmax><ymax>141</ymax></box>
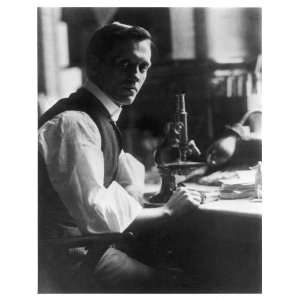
<box><xmin>143</xmin><ymin>185</ymin><xmax>262</xmax><ymax>293</ymax></box>
<box><xmin>200</xmin><ymin>199</ymin><xmax>262</xmax><ymax>216</ymax></box>
<box><xmin>144</xmin><ymin>183</ymin><xmax>262</xmax><ymax>217</ymax></box>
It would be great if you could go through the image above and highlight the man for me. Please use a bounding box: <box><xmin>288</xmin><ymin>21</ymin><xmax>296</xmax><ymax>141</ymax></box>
<box><xmin>38</xmin><ymin>22</ymin><xmax>202</xmax><ymax>292</ymax></box>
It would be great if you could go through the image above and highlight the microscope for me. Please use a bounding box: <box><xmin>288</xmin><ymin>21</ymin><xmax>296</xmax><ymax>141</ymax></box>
<box><xmin>150</xmin><ymin>93</ymin><xmax>205</xmax><ymax>204</ymax></box>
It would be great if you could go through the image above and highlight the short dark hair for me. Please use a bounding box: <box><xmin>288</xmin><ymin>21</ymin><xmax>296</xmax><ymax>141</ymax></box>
<box><xmin>86</xmin><ymin>22</ymin><xmax>153</xmax><ymax>61</ymax></box>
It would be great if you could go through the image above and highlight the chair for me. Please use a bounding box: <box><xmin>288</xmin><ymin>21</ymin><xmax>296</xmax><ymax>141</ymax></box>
<box><xmin>38</xmin><ymin>231</ymin><xmax>135</xmax><ymax>293</ymax></box>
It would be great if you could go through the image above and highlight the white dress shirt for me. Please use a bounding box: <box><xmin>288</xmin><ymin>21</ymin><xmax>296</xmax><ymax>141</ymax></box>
<box><xmin>38</xmin><ymin>81</ymin><xmax>144</xmax><ymax>234</ymax></box>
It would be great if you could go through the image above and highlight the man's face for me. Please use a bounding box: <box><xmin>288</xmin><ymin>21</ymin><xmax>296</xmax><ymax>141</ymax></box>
<box><xmin>96</xmin><ymin>39</ymin><xmax>152</xmax><ymax>106</ymax></box>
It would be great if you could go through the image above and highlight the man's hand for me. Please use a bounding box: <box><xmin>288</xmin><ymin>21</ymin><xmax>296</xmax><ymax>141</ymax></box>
<box><xmin>164</xmin><ymin>187</ymin><xmax>202</xmax><ymax>217</ymax></box>
<box><xmin>125</xmin><ymin>187</ymin><xmax>202</xmax><ymax>234</ymax></box>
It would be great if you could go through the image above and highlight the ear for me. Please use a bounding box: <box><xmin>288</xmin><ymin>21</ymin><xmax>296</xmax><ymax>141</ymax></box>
<box><xmin>86</xmin><ymin>54</ymin><xmax>102</xmax><ymax>77</ymax></box>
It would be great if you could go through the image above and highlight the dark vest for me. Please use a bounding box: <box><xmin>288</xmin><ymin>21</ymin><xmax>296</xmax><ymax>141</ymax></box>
<box><xmin>38</xmin><ymin>88</ymin><xmax>122</xmax><ymax>239</ymax></box>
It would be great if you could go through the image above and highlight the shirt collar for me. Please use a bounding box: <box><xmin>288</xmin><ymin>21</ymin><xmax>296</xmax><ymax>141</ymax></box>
<box><xmin>83</xmin><ymin>80</ymin><xmax>122</xmax><ymax>122</ymax></box>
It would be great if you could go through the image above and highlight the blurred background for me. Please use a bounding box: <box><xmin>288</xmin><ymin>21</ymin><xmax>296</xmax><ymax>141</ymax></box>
<box><xmin>37</xmin><ymin>7</ymin><xmax>261</xmax><ymax>172</ymax></box>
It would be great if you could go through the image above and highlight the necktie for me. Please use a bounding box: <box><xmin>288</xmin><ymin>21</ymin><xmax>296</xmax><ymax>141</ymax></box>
<box><xmin>110</xmin><ymin>120</ymin><xmax>123</xmax><ymax>150</ymax></box>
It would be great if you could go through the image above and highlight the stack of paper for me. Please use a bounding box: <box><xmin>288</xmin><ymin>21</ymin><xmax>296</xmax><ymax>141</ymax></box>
<box><xmin>219</xmin><ymin>170</ymin><xmax>258</xmax><ymax>200</ymax></box>
<box><xmin>184</xmin><ymin>183</ymin><xmax>221</xmax><ymax>204</ymax></box>
<box><xmin>220</xmin><ymin>182</ymin><xmax>257</xmax><ymax>199</ymax></box>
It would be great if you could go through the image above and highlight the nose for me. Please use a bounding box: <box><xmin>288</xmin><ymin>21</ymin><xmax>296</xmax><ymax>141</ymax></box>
<box><xmin>127</xmin><ymin>65</ymin><xmax>142</xmax><ymax>82</ymax></box>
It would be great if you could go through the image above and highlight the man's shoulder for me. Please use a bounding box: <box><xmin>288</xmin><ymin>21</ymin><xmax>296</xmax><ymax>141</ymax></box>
<box><xmin>57</xmin><ymin>110</ymin><xmax>92</xmax><ymax>123</ymax></box>
<box><xmin>39</xmin><ymin>110</ymin><xmax>98</xmax><ymax>133</ymax></box>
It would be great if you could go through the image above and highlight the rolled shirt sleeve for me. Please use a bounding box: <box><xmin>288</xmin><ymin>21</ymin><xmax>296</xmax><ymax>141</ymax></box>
<box><xmin>116</xmin><ymin>151</ymin><xmax>145</xmax><ymax>188</ymax></box>
<box><xmin>38</xmin><ymin>111</ymin><xmax>142</xmax><ymax>234</ymax></box>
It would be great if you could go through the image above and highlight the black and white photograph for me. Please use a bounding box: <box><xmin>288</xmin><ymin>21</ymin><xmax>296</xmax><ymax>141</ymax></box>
<box><xmin>37</xmin><ymin>6</ymin><xmax>263</xmax><ymax>293</ymax></box>
<box><xmin>2</xmin><ymin>1</ymin><xmax>300</xmax><ymax>298</ymax></box>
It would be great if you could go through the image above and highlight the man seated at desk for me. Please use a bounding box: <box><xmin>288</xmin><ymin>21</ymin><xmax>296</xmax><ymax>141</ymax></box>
<box><xmin>38</xmin><ymin>22</ymin><xmax>203</xmax><ymax>292</ymax></box>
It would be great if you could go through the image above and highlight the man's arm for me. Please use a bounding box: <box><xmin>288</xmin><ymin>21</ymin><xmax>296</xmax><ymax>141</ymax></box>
<box><xmin>115</xmin><ymin>152</ymin><xmax>145</xmax><ymax>204</ymax></box>
<box><xmin>125</xmin><ymin>187</ymin><xmax>202</xmax><ymax>236</ymax></box>
<box><xmin>115</xmin><ymin>149</ymin><xmax>203</xmax><ymax>234</ymax></box>
<box><xmin>39</xmin><ymin>111</ymin><xmax>202</xmax><ymax>236</ymax></box>
<box><xmin>38</xmin><ymin>111</ymin><xmax>142</xmax><ymax>233</ymax></box>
